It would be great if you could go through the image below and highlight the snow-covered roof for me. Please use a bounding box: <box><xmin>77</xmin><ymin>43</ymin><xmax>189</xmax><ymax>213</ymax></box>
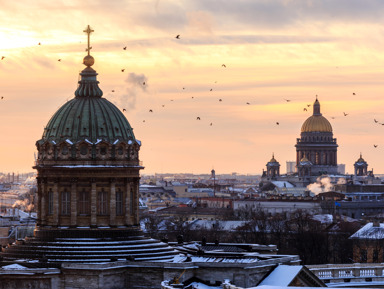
<box><xmin>2</xmin><ymin>264</ymin><xmax>28</xmax><ymax>270</ymax></box>
<box><xmin>312</xmin><ymin>214</ymin><xmax>333</xmax><ymax>224</ymax></box>
<box><xmin>350</xmin><ymin>222</ymin><xmax>384</xmax><ymax>239</ymax></box>
<box><xmin>258</xmin><ymin>265</ymin><xmax>303</xmax><ymax>286</ymax></box>
<box><xmin>271</xmin><ymin>181</ymin><xmax>294</xmax><ymax>188</ymax></box>
<box><xmin>189</xmin><ymin>220</ymin><xmax>247</xmax><ymax>231</ymax></box>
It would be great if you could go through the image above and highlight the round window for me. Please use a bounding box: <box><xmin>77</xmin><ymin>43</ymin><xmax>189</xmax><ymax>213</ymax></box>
<box><xmin>80</xmin><ymin>145</ymin><xmax>88</xmax><ymax>155</ymax></box>
<box><xmin>100</xmin><ymin>146</ymin><xmax>107</xmax><ymax>155</ymax></box>
<box><xmin>61</xmin><ymin>145</ymin><xmax>68</xmax><ymax>155</ymax></box>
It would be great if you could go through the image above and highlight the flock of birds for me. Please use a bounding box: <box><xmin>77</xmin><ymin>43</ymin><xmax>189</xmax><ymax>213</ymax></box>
<box><xmin>0</xmin><ymin>36</ymin><xmax>380</xmax><ymax>149</ymax></box>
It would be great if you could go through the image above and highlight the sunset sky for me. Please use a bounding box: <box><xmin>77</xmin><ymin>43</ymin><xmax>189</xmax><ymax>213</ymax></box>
<box><xmin>1</xmin><ymin>0</ymin><xmax>384</xmax><ymax>175</ymax></box>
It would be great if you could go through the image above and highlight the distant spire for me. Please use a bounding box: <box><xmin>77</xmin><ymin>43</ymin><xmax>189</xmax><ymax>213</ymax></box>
<box><xmin>313</xmin><ymin>96</ymin><xmax>321</xmax><ymax>116</ymax></box>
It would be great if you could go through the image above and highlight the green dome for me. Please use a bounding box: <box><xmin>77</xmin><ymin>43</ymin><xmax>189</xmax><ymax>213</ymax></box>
<box><xmin>39</xmin><ymin>66</ymin><xmax>135</xmax><ymax>144</ymax></box>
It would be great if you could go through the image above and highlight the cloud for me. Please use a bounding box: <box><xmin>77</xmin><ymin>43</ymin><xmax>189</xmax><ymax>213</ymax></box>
<box><xmin>117</xmin><ymin>72</ymin><xmax>148</xmax><ymax>111</ymax></box>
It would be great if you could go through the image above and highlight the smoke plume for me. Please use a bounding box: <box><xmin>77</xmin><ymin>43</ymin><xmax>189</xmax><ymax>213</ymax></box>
<box><xmin>307</xmin><ymin>176</ymin><xmax>333</xmax><ymax>195</ymax></box>
<box><xmin>118</xmin><ymin>72</ymin><xmax>148</xmax><ymax>111</ymax></box>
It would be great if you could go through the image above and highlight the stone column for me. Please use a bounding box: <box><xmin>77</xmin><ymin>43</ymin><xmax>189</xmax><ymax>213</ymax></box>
<box><xmin>70</xmin><ymin>179</ymin><xmax>77</xmax><ymax>227</ymax></box>
<box><xmin>91</xmin><ymin>180</ymin><xmax>97</xmax><ymax>227</ymax></box>
<box><xmin>53</xmin><ymin>181</ymin><xmax>59</xmax><ymax>226</ymax></box>
<box><xmin>125</xmin><ymin>181</ymin><xmax>131</xmax><ymax>225</ymax></box>
<box><xmin>36</xmin><ymin>178</ymin><xmax>41</xmax><ymax>226</ymax></box>
<box><xmin>109</xmin><ymin>179</ymin><xmax>116</xmax><ymax>226</ymax></box>
<box><xmin>134</xmin><ymin>179</ymin><xmax>140</xmax><ymax>225</ymax></box>
<box><xmin>40</xmin><ymin>180</ymin><xmax>46</xmax><ymax>226</ymax></box>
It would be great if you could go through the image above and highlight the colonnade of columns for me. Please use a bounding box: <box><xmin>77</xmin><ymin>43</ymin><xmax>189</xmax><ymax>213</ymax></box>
<box><xmin>296</xmin><ymin>150</ymin><xmax>337</xmax><ymax>166</ymax></box>
<box><xmin>37</xmin><ymin>176</ymin><xmax>139</xmax><ymax>228</ymax></box>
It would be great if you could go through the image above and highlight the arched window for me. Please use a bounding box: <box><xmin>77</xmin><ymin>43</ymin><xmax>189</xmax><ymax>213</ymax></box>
<box><xmin>97</xmin><ymin>189</ymin><xmax>108</xmax><ymax>215</ymax></box>
<box><xmin>80</xmin><ymin>144</ymin><xmax>88</xmax><ymax>155</ymax></box>
<box><xmin>78</xmin><ymin>189</ymin><xmax>90</xmax><ymax>215</ymax></box>
<box><xmin>61</xmin><ymin>190</ymin><xmax>71</xmax><ymax>215</ymax></box>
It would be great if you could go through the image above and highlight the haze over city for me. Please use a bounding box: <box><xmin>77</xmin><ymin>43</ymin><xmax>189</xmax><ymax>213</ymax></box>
<box><xmin>1</xmin><ymin>0</ymin><xmax>384</xmax><ymax>174</ymax></box>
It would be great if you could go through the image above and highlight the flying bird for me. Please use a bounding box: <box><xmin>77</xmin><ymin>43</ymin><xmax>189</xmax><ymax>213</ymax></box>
<box><xmin>58</xmin><ymin>59</ymin><xmax>61</xmax><ymax>62</ymax></box>
<box><xmin>222</xmin><ymin>64</ymin><xmax>226</xmax><ymax>68</ymax></box>
<box><xmin>38</xmin><ymin>42</ymin><xmax>41</xmax><ymax>45</ymax></box>
<box><xmin>343</xmin><ymin>112</ymin><xmax>348</xmax><ymax>116</ymax></box>
<box><xmin>304</xmin><ymin>108</ymin><xmax>307</xmax><ymax>111</ymax></box>
<box><xmin>162</xmin><ymin>105</ymin><xmax>165</xmax><ymax>107</ymax></box>
<box><xmin>1</xmin><ymin>56</ymin><xmax>4</xmax><ymax>60</ymax></box>
<box><xmin>210</xmin><ymin>89</ymin><xmax>213</xmax><ymax>91</ymax></box>
<box><xmin>284</xmin><ymin>99</ymin><xmax>291</xmax><ymax>102</ymax></box>
<box><xmin>219</xmin><ymin>99</ymin><xmax>222</xmax><ymax>102</ymax></box>
<box><xmin>353</xmin><ymin>92</ymin><xmax>356</xmax><ymax>95</ymax></box>
<box><xmin>123</xmin><ymin>109</ymin><xmax>126</xmax><ymax>112</ymax></box>
<box><xmin>143</xmin><ymin>82</ymin><xmax>146</xmax><ymax>85</ymax></box>
<box><xmin>307</xmin><ymin>104</ymin><xmax>311</xmax><ymax>107</ymax></box>
<box><xmin>121</xmin><ymin>69</ymin><xmax>125</xmax><ymax>72</ymax></box>
<box><xmin>276</xmin><ymin>122</ymin><xmax>280</xmax><ymax>125</ymax></box>
<box><xmin>196</xmin><ymin>117</ymin><xmax>201</xmax><ymax>120</ymax></box>
<box><xmin>374</xmin><ymin>144</ymin><xmax>378</xmax><ymax>148</ymax></box>
<box><xmin>210</xmin><ymin>123</ymin><xmax>213</xmax><ymax>126</ymax></box>
<box><xmin>143</xmin><ymin>120</ymin><xmax>145</xmax><ymax>122</ymax></box>
<box><xmin>175</xmin><ymin>35</ymin><xmax>180</xmax><ymax>39</ymax></box>
<box><xmin>123</xmin><ymin>47</ymin><xmax>127</xmax><ymax>50</ymax></box>
<box><xmin>246</xmin><ymin>102</ymin><xmax>250</xmax><ymax>105</ymax></box>
<box><xmin>111</xmin><ymin>90</ymin><xmax>115</xmax><ymax>92</ymax></box>
<box><xmin>1</xmin><ymin>97</ymin><xmax>3</xmax><ymax>99</ymax></box>
<box><xmin>374</xmin><ymin>119</ymin><xmax>378</xmax><ymax>123</ymax></box>
<box><xmin>149</xmin><ymin>109</ymin><xmax>153</xmax><ymax>113</ymax></box>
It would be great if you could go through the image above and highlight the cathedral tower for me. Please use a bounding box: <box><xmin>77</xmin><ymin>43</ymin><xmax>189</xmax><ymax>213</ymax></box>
<box><xmin>295</xmin><ymin>97</ymin><xmax>338</xmax><ymax>176</ymax></box>
<box><xmin>2</xmin><ymin>26</ymin><xmax>176</xmax><ymax>263</ymax></box>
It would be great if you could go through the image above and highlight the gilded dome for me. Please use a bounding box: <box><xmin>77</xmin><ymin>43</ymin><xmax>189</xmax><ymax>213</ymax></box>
<box><xmin>301</xmin><ymin>98</ymin><xmax>332</xmax><ymax>133</ymax></box>
<box><xmin>356</xmin><ymin>153</ymin><xmax>366</xmax><ymax>163</ymax></box>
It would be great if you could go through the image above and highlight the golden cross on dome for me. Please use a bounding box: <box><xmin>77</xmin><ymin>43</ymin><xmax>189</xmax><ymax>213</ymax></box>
<box><xmin>83</xmin><ymin>25</ymin><xmax>94</xmax><ymax>56</ymax></box>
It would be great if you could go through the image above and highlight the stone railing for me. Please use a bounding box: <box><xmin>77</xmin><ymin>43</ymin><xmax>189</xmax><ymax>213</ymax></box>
<box><xmin>308</xmin><ymin>263</ymin><xmax>384</xmax><ymax>285</ymax></box>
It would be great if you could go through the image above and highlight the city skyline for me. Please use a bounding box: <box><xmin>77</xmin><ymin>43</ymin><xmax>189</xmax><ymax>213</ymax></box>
<box><xmin>1</xmin><ymin>1</ymin><xmax>384</xmax><ymax>174</ymax></box>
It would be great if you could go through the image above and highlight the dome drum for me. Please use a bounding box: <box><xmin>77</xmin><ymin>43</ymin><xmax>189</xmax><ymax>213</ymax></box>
<box><xmin>36</xmin><ymin>139</ymin><xmax>141</xmax><ymax>167</ymax></box>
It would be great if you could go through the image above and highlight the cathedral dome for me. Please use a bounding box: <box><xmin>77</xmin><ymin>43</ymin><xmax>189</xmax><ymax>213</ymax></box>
<box><xmin>301</xmin><ymin>98</ymin><xmax>332</xmax><ymax>133</ymax></box>
<box><xmin>39</xmin><ymin>67</ymin><xmax>135</xmax><ymax>144</ymax></box>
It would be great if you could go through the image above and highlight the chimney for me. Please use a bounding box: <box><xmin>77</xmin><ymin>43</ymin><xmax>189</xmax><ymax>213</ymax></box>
<box><xmin>373</xmin><ymin>219</ymin><xmax>380</xmax><ymax>227</ymax></box>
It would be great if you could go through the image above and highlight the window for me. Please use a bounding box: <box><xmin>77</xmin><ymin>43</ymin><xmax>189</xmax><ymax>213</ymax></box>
<box><xmin>80</xmin><ymin>144</ymin><xmax>88</xmax><ymax>155</ymax></box>
<box><xmin>373</xmin><ymin>249</ymin><xmax>379</xmax><ymax>263</ymax></box>
<box><xmin>48</xmin><ymin>189</ymin><xmax>54</xmax><ymax>215</ymax></box>
<box><xmin>116</xmin><ymin>190</ymin><xmax>124</xmax><ymax>216</ymax></box>
<box><xmin>97</xmin><ymin>189</ymin><xmax>108</xmax><ymax>215</ymax></box>
<box><xmin>78</xmin><ymin>190</ymin><xmax>90</xmax><ymax>215</ymax></box>
<box><xmin>100</xmin><ymin>146</ymin><xmax>107</xmax><ymax>155</ymax></box>
<box><xmin>61</xmin><ymin>191</ymin><xmax>71</xmax><ymax>215</ymax></box>
<box><xmin>360</xmin><ymin>249</ymin><xmax>367</xmax><ymax>263</ymax></box>
<box><xmin>117</xmin><ymin>146</ymin><xmax>124</xmax><ymax>155</ymax></box>
<box><xmin>61</xmin><ymin>145</ymin><xmax>68</xmax><ymax>155</ymax></box>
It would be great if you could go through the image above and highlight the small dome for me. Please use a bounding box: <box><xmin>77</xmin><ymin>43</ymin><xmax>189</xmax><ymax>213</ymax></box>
<box><xmin>269</xmin><ymin>153</ymin><xmax>278</xmax><ymax>163</ymax></box>
<box><xmin>301</xmin><ymin>98</ymin><xmax>333</xmax><ymax>133</ymax></box>
<box><xmin>356</xmin><ymin>153</ymin><xmax>366</xmax><ymax>163</ymax></box>
<box><xmin>300</xmin><ymin>155</ymin><xmax>310</xmax><ymax>162</ymax></box>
